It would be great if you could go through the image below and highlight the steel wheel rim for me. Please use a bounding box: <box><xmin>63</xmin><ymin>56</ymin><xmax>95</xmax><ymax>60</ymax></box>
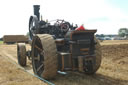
<box><xmin>32</xmin><ymin>37</ymin><xmax>44</xmax><ymax>77</ymax></box>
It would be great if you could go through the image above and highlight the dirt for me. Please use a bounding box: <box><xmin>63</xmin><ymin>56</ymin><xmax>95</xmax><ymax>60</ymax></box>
<box><xmin>0</xmin><ymin>40</ymin><xmax>128</xmax><ymax>85</ymax></box>
<box><xmin>0</xmin><ymin>44</ymin><xmax>47</xmax><ymax>85</ymax></box>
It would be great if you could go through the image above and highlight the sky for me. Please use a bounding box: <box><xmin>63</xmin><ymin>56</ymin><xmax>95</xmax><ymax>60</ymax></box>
<box><xmin>0</xmin><ymin>0</ymin><xmax>128</xmax><ymax>37</ymax></box>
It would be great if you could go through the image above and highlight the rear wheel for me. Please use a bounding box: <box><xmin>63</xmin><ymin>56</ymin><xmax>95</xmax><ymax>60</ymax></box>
<box><xmin>17</xmin><ymin>43</ymin><xmax>27</xmax><ymax>66</ymax></box>
<box><xmin>94</xmin><ymin>36</ymin><xmax>102</xmax><ymax>72</ymax></box>
<box><xmin>84</xmin><ymin>36</ymin><xmax>102</xmax><ymax>74</ymax></box>
<box><xmin>32</xmin><ymin>34</ymin><xmax>58</xmax><ymax>79</ymax></box>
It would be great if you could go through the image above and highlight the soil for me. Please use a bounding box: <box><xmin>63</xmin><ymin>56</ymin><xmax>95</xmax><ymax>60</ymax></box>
<box><xmin>0</xmin><ymin>40</ymin><xmax>128</xmax><ymax>85</ymax></box>
<box><xmin>0</xmin><ymin>44</ymin><xmax>47</xmax><ymax>85</ymax></box>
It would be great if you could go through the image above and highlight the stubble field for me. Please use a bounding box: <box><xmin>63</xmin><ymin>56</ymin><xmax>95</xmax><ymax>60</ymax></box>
<box><xmin>0</xmin><ymin>40</ymin><xmax>128</xmax><ymax>85</ymax></box>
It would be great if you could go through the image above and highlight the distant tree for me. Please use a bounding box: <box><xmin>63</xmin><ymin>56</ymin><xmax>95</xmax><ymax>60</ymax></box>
<box><xmin>100</xmin><ymin>34</ymin><xmax>105</xmax><ymax>37</ymax></box>
<box><xmin>96</xmin><ymin>34</ymin><xmax>100</xmax><ymax>37</ymax></box>
<box><xmin>0</xmin><ymin>38</ymin><xmax>3</xmax><ymax>41</ymax></box>
<box><xmin>26</xmin><ymin>32</ymin><xmax>29</xmax><ymax>37</ymax></box>
<box><xmin>118</xmin><ymin>28</ymin><xmax>128</xmax><ymax>37</ymax></box>
<box><xmin>108</xmin><ymin>35</ymin><xmax>112</xmax><ymax>37</ymax></box>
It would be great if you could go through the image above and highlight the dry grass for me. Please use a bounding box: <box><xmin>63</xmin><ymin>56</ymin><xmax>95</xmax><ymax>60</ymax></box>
<box><xmin>0</xmin><ymin>56</ymin><xmax>47</xmax><ymax>85</ymax></box>
<box><xmin>100</xmin><ymin>40</ymin><xmax>128</xmax><ymax>45</ymax></box>
<box><xmin>0</xmin><ymin>45</ymin><xmax>47</xmax><ymax>85</ymax></box>
<box><xmin>0</xmin><ymin>40</ymin><xmax>128</xmax><ymax>85</ymax></box>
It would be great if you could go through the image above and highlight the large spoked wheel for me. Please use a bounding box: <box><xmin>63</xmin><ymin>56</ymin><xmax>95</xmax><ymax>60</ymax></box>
<box><xmin>17</xmin><ymin>43</ymin><xmax>27</xmax><ymax>66</ymax></box>
<box><xmin>29</xmin><ymin>16</ymin><xmax>39</xmax><ymax>40</ymax></box>
<box><xmin>32</xmin><ymin>34</ymin><xmax>58</xmax><ymax>79</ymax></box>
<box><xmin>84</xmin><ymin>36</ymin><xmax>102</xmax><ymax>74</ymax></box>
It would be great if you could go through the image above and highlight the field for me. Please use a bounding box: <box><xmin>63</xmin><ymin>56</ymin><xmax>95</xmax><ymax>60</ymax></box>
<box><xmin>0</xmin><ymin>41</ymin><xmax>3</xmax><ymax>44</ymax></box>
<box><xmin>0</xmin><ymin>40</ymin><xmax>128</xmax><ymax>85</ymax></box>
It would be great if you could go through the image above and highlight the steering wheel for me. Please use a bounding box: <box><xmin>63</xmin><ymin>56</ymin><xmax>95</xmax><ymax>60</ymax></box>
<box><xmin>55</xmin><ymin>20</ymin><xmax>70</xmax><ymax>32</ymax></box>
<box><xmin>60</xmin><ymin>23</ymin><xmax>70</xmax><ymax>32</ymax></box>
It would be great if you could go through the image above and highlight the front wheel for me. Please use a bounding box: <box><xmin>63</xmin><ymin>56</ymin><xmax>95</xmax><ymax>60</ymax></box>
<box><xmin>17</xmin><ymin>43</ymin><xmax>27</xmax><ymax>66</ymax></box>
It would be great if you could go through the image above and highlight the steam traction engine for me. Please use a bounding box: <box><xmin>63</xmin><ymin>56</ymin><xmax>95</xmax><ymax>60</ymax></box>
<box><xmin>17</xmin><ymin>5</ymin><xmax>102</xmax><ymax>79</ymax></box>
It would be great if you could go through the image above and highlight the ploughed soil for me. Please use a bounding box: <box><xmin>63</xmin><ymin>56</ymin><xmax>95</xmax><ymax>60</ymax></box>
<box><xmin>0</xmin><ymin>40</ymin><xmax>128</xmax><ymax>85</ymax></box>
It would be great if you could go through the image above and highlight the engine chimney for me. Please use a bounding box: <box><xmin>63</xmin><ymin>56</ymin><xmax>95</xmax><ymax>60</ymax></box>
<box><xmin>33</xmin><ymin>5</ymin><xmax>40</xmax><ymax>20</ymax></box>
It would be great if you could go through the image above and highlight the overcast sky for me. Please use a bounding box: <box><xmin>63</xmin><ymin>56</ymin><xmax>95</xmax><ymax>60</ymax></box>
<box><xmin>0</xmin><ymin>0</ymin><xmax>128</xmax><ymax>37</ymax></box>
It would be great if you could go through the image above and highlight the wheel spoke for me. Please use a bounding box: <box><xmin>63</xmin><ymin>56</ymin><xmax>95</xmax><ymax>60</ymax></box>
<box><xmin>34</xmin><ymin>45</ymin><xmax>45</xmax><ymax>55</ymax></box>
<box><xmin>34</xmin><ymin>54</ymin><xmax>40</xmax><ymax>61</ymax></box>
<box><xmin>34</xmin><ymin>57</ymin><xmax>39</xmax><ymax>60</ymax></box>
<box><xmin>37</xmin><ymin>63</ymin><xmax>44</xmax><ymax>72</ymax></box>
<box><xmin>35</xmin><ymin>45</ymin><xmax>43</xmax><ymax>52</ymax></box>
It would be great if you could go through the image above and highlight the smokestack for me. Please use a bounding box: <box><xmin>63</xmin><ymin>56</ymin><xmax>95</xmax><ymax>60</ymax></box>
<box><xmin>33</xmin><ymin>5</ymin><xmax>40</xmax><ymax>20</ymax></box>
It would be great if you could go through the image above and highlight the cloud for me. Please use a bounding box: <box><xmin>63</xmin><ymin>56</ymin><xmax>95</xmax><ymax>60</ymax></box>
<box><xmin>0</xmin><ymin>0</ymin><xmax>128</xmax><ymax>37</ymax></box>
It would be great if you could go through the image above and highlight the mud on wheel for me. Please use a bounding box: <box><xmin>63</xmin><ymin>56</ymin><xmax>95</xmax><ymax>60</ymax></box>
<box><xmin>84</xmin><ymin>36</ymin><xmax>102</xmax><ymax>74</ymax></box>
<box><xmin>17</xmin><ymin>43</ymin><xmax>27</xmax><ymax>66</ymax></box>
<box><xmin>32</xmin><ymin>34</ymin><xmax>58</xmax><ymax>79</ymax></box>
